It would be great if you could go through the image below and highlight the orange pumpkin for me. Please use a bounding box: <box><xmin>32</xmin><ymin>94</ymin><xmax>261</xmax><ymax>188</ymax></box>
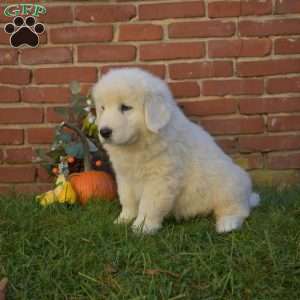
<box><xmin>61</xmin><ymin>122</ymin><xmax>117</xmax><ymax>205</ymax></box>
<box><xmin>69</xmin><ymin>171</ymin><xmax>117</xmax><ymax>205</ymax></box>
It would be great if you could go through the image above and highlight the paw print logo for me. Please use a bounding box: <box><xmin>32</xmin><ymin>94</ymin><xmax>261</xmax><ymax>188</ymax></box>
<box><xmin>4</xmin><ymin>16</ymin><xmax>45</xmax><ymax>48</ymax></box>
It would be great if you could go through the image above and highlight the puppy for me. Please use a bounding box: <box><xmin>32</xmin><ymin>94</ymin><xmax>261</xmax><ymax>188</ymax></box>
<box><xmin>92</xmin><ymin>68</ymin><xmax>260</xmax><ymax>234</ymax></box>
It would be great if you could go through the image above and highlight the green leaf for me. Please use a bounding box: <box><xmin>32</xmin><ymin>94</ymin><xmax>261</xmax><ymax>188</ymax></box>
<box><xmin>87</xmin><ymin>138</ymin><xmax>98</xmax><ymax>152</ymax></box>
<box><xmin>57</xmin><ymin>131</ymin><xmax>72</xmax><ymax>143</ymax></box>
<box><xmin>71</xmin><ymin>94</ymin><xmax>86</xmax><ymax>106</ymax></box>
<box><xmin>64</xmin><ymin>143</ymin><xmax>84</xmax><ymax>159</ymax></box>
<box><xmin>69</xmin><ymin>81</ymin><xmax>81</xmax><ymax>95</ymax></box>
<box><xmin>46</xmin><ymin>148</ymin><xmax>66</xmax><ymax>162</ymax></box>
<box><xmin>35</xmin><ymin>148</ymin><xmax>49</xmax><ymax>161</ymax></box>
<box><xmin>72</xmin><ymin>106</ymin><xmax>86</xmax><ymax>120</ymax></box>
<box><xmin>40</xmin><ymin>163</ymin><xmax>53</xmax><ymax>176</ymax></box>
<box><xmin>54</xmin><ymin>107</ymin><xmax>69</xmax><ymax>118</ymax></box>
<box><xmin>88</xmin><ymin>124</ymin><xmax>98</xmax><ymax>138</ymax></box>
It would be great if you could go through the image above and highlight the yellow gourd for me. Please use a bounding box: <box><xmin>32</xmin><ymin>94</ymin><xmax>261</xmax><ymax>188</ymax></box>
<box><xmin>36</xmin><ymin>174</ymin><xmax>77</xmax><ymax>206</ymax></box>
<box><xmin>56</xmin><ymin>181</ymin><xmax>77</xmax><ymax>204</ymax></box>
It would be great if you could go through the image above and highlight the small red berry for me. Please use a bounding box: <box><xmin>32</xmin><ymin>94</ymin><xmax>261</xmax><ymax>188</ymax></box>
<box><xmin>52</xmin><ymin>167</ymin><xmax>59</xmax><ymax>175</ymax></box>
<box><xmin>67</xmin><ymin>156</ymin><xmax>75</xmax><ymax>164</ymax></box>
<box><xmin>95</xmin><ymin>160</ymin><xmax>102</xmax><ymax>167</ymax></box>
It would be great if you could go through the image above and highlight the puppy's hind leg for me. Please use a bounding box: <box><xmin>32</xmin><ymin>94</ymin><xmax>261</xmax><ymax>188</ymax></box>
<box><xmin>114</xmin><ymin>179</ymin><xmax>138</xmax><ymax>225</ymax></box>
<box><xmin>216</xmin><ymin>215</ymin><xmax>245</xmax><ymax>233</ymax></box>
<box><xmin>215</xmin><ymin>195</ymin><xmax>250</xmax><ymax>234</ymax></box>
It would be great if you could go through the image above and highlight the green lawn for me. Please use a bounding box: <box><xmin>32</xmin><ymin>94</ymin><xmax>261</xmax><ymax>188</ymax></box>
<box><xmin>0</xmin><ymin>188</ymin><xmax>300</xmax><ymax>300</ymax></box>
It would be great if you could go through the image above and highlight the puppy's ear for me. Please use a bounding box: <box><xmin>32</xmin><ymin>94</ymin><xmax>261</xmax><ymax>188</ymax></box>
<box><xmin>145</xmin><ymin>92</ymin><xmax>171</xmax><ymax>133</ymax></box>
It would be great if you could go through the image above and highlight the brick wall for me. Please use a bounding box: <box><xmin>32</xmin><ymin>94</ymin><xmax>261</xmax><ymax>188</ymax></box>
<box><xmin>0</xmin><ymin>0</ymin><xmax>300</xmax><ymax>193</ymax></box>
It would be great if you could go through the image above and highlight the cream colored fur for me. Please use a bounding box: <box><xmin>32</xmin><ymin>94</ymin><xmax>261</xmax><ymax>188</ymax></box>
<box><xmin>92</xmin><ymin>68</ymin><xmax>260</xmax><ymax>234</ymax></box>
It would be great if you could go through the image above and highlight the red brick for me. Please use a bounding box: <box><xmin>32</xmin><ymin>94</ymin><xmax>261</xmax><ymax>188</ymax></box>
<box><xmin>27</xmin><ymin>128</ymin><xmax>55</xmax><ymax>144</ymax></box>
<box><xmin>275</xmin><ymin>0</ymin><xmax>300</xmax><ymax>14</ymax></box>
<box><xmin>140</xmin><ymin>42</ymin><xmax>204</xmax><ymax>61</ymax></box>
<box><xmin>0</xmin><ymin>68</ymin><xmax>30</xmax><ymax>84</ymax></box>
<box><xmin>169</xmin><ymin>21</ymin><xmax>235</xmax><ymax>38</ymax></box>
<box><xmin>139</xmin><ymin>1</ymin><xmax>204</xmax><ymax>20</ymax></box>
<box><xmin>0</xmin><ymin>108</ymin><xmax>43</xmax><ymax>124</ymax></box>
<box><xmin>243</xmin><ymin>0</ymin><xmax>273</xmax><ymax>15</ymax></box>
<box><xmin>0</xmin><ymin>30</ymin><xmax>9</xmax><ymax>45</ymax></box>
<box><xmin>0</xmin><ymin>150</ymin><xmax>3</xmax><ymax>164</ymax></box>
<box><xmin>0</xmin><ymin>129</ymin><xmax>24</xmax><ymax>145</ymax></box>
<box><xmin>39</xmin><ymin>6</ymin><xmax>73</xmax><ymax>23</ymax></box>
<box><xmin>34</xmin><ymin>67</ymin><xmax>97</xmax><ymax>84</ymax></box>
<box><xmin>239</xmin><ymin>19</ymin><xmax>300</xmax><ymax>37</ymax></box>
<box><xmin>0</xmin><ymin>7</ymin><xmax>9</xmax><ymax>23</ymax></box>
<box><xmin>169</xmin><ymin>61</ymin><xmax>233</xmax><ymax>80</ymax></box>
<box><xmin>0</xmin><ymin>86</ymin><xmax>19</xmax><ymax>103</ymax></box>
<box><xmin>267</xmin><ymin>152</ymin><xmax>300</xmax><ymax>169</ymax></box>
<box><xmin>0</xmin><ymin>49</ymin><xmax>18</xmax><ymax>65</ymax></box>
<box><xmin>239</xmin><ymin>97</ymin><xmax>300</xmax><ymax>114</ymax></box>
<box><xmin>119</xmin><ymin>24</ymin><xmax>163</xmax><ymax>41</ymax></box>
<box><xmin>208</xmin><ymin>38</ymin><xmax>271</xmax><ymax>58</ymax></box>
<box><xmin>14</xmin><ymin>183</ymin><xmax>52</xmax><ymax>194</ymax></box>
<box><xmin>5</xmin><ymin>147</ymin><xmax>35</xmax><ymax>164</ymax></box>
<box><xmin>78</xmin><ymin>45</ymin><xmax>136</xmax><ymax>63</ymax></box>
<box><xmin>0</xmin><ymin>166</ymin><xmax>35</xmax><ymax>183</ymax></box>
<box><xmin>202</xmin><ymin>79</ymin><xmax>264</xmax><ymax>96</ymax></box>
<box><xmin>21</xmin><ymin>87</ymin><xmax>70</xmax><ymax>104</ymax></box>
<box><xmin>168</xmin><ymin>82</ymin><xmax>200</xmax><ymax>98</ymax></box>
<box><xmin>37</xmin><ymin>166</ymin><xmax>52</xmax><ymax>183</ymax></box>
<box><xmin>75</xmin><ymin>4</ymin><xmax>136</xmax><ymax>23</ymax></box>
<box><xmin>275</xmin><ymin>38</ymin><xmax>300</xmax><ymax>54</ymax></box>
<box><xmin>216</xmin><ymin>138</ymin><xmax>238</xmax><ymax>154</ymax></box>
<box><xmin>101</xmin><ymin>64</ymin><xmax>166</xmax><ymax>79</ymax></box>
<box><xmin>46</xmin><ymin>107</ymin><xmax>68</xmax><ymax>123</ymax></box>
<box><xmin>20</xmin><ymin>47</ymin><xmax>72</xmax><ymax>65</ymax></box>
<box><xmin>32</xmin><ymin>32</ymin><xmax>47</xmax><ymax>45</ymax></box>
<box><xmin>50</xmin><ymin>26</ymin><xmax>113</xmax><ymax>44</ymax></box>
<box><xmin>80</xmin><ymin>84</ymin><xmax>93</xmax><ymax>96</ymax></box>
<box><xmin>180</xmin><ymin>99</ymin><xmax>237</xmax><ymax>116</ymax></box>
<box><xmin>268</xmin><ymin>115</ymin><xmax>300</xmax><ymax>132</ymax></box>
<box><xmin>208</xmin><ymin>1</ymin><xmax>240</xmax><ymax>18</ymax></box>
<box><xmin>39</xmin><ymin>32</ymin><xmax>48</xmax><ymax>45</ymax></box>
<box><xmin>208</xmin><ymin>0</ymin><xmax>272</xmax><ymax>17</ymax></box>
<box><xmin>237</xmin><ymin>59</ymin><xmax>300</xmax><ymax>77</ymax></box>
<box><xmin>239</xmin><ymin>135</ymin><xmax>300</xmax><ymax>152</ymax></box>
<box><xmin>201</xmin><ymin>117</ymin><xmax>264</xmax><ymax>135</ymax></box>
<box><xmin>0</xmin><ymin>185</ymin><xmax>10</xmax><ymax>194</ymax></box>
<box><xmin>267</xmin><ymin>77</ymin><xmax>300</xmax><ymax>94</ymax></box>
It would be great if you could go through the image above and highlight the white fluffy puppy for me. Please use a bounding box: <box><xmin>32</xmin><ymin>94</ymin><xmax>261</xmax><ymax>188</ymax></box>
<box><xmin>93</xmin><ymin>68</ymin><xmax>260</xmax><ymax>234</ymax></box>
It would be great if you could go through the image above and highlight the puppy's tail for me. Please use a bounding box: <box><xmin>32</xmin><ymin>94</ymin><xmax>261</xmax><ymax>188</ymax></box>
<box><xmin>249</xmin><ymin>192</ymin><xmax>260</xmax><ymax>208</ymax></box>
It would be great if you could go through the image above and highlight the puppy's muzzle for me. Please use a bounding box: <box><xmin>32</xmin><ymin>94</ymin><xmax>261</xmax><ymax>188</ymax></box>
<box><xmin>100</xmin><ymin>127</ymin><xmax>112</xmax><ymax>139</ymax></box>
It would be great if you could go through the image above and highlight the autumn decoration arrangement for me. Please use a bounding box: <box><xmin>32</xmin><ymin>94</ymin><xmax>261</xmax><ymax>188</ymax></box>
<box><xmin>36</xmin><ymin>82</ymin><xmax>117</xmax><ymax>206</ymax></box>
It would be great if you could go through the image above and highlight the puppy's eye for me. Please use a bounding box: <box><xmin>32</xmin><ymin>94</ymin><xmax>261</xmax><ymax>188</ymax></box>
<box><xmin>101</xmin><ymin>106</ymin><xmax>105</xmax><ymax>111</ymax></box>
<box><xmin>120</xmin><ymin>104</ymin><xmax>132</xmax><ymax>113</ymax></box>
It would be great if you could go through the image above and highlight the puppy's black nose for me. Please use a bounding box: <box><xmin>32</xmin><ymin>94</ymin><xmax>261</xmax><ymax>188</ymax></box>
<box><xmin>100</xmin><ymin>127</ymin><xmax>112</xmax><ymax>139</ymax></box>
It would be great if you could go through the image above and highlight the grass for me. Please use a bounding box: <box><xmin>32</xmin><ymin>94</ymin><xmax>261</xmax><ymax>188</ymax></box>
<box><xmin>0</xmin><ymin>188</ymin><xmax>300</xmax><ymax>300</ymax></box>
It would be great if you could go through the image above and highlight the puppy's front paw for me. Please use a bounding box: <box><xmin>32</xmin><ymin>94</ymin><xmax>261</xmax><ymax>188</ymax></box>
<box><xmin>216</xmin><ymin>216</ymin><xmax>244</xmax><ymax>233</ymax></box>
<box><xmin>114</xmin><ymin>210</ymin><xmax>136</xmax><ymax>225</ymax></box>
<box><xmin>132</xmin><ymin>218</ymin><xmax>161</xmax><ymax>235</ymax></box>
